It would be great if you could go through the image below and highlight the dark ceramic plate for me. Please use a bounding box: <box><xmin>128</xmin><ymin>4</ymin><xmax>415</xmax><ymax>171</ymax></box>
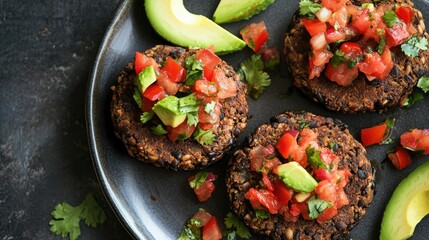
<box><xmin>86</xmin><ymin>0</ymin><xmax>429</xmax><ymax>239</ymax></box>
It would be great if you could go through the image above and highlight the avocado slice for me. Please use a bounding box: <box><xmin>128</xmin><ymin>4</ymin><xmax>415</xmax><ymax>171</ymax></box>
<box><xmin>380</xmin><ymin>161</ymin><xmax>429</xmax><ymax>240</ymax></box>
<box><xmin>134</xmin><ymin>65</ymin><xmax>157</xmax><ymax>94</ymax></box>
<box><xmin>152</xmin><ymin>96</ymin><xmax>186</xmax><ymax>128</ymax></box>
<box><xmin>145</xmin><ymin>0</ymin><xmax>246</xmax><ymax>54</ymax></box>
<box><xmin>276</xmin><ymin>162</ymin><xmax>318</xmax><ymax>193</ymax></box>
<box><xmin>213</xmin><ymin>0</ymin><xmax>275</xmax><ymax>24</ymax></box>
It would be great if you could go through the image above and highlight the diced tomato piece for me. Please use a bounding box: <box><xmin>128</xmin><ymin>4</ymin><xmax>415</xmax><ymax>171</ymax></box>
<box><xmin>333</xmin><ymin>169</ymin><xmax>351</xmax><ymax>188</ymax></box>
<box><xmin>325</xmin><ymin>27</ymin><xmax>346</xmax><ymax>43</ymax></box>
<box><xmin>249</xmin><ymin>145</ymin><xmax>268</xmax><ymax>171</ymax></box>
<box><xmin>192</xmin><ymin>209</ymin><xmax>213</xmax><ymax>227</ymax></box>
<box><xmin>273</xmin><ymin>179</ymin><xmax>294</xmax><ymax>207</ymax></box>
<box><xmin>167</xmin><ymin>120</ymin><xmax>196</xmax><ymax>141</ymax></box>
<box><xmin>143</xmin><ymin>84</ymin><xmax>166</xmax><ymax>101</ymax></box>
<box><xmin>328</xmin><ymin>6</ymin><xmax>348</xmax><ymax>28</ymax></box>
<box><xmin>315</xmin><ymin>180</ymin><xmax>337</xmax><ymax>203</ymax></box>
<box><xmin>262</xmin><ymin>157</ymin><xmax>282</xmax><ymax>174</ymax></box>
<box><xmin>141</xmin><ymin>96</ymin><xmax>155</xmax><ymax>112</ymax></box>
<box><xmin>299</xmin><ymin>128</ymin><xmax>318</xmax><ymax>147</ymax></box>
<box><xmin>262</xmin><ymin>173</ymin><xmax>274</xmax><ymax>191</ymax></box>
<box><xmin>302</xmin><ymin>19</ymin><xmax>327</xmax><ymax>37</ymax></box>
<box><xmin>308</xmin><ymin>57</ymin><xmax>326</xmax><ymax>79</ymax></box>
<box><xmin>310</xmin><ymin>32</ymin><xmax>328</xmax><ymax>51</ymax></box>
<box><xmin>386</xmin><ymin>23</ymin><xmax>410</xmax><ymax>47</ymax></box>
<box><xmin>395</xmin><ymin>6</ymin><xmax>414</xmax><ymax>25</ymax></box>
<box><xmin>275</xmin><ymin>132</ymin><xmax>298</xmax><ymax>159</ymax></box>
<box><xmin>193</xmin><ymin>180</ymin><xmax>215</xmax><ymax>202</ymax></box>
<box><xmin>313</xmin><ymin>168</ymin><xmax>331</xmax><ymax>181</ymax></box>
<box><xmin>321</xmin><ymin>0</ymin><xmax>349</xmax><ymax>11</ymax></box>
<box><xmin>312</xmin><ymin>49</ymin><xmax>334</xmax><ymax>66</ymax></box>
<box><xmin>351</xmin><ymin>8</ymin><xmax>371</xmax><ymax>34</ymax></box>
<box><xmin>211</xmin><ymin>68</ymin><xmax>237</xmax><ymax>99</ymax></box>
<box><xmin>194</xmin><ymin>79</ymin><xmax>218</xmax><ymax>97</ymax></box>
<box><xmin>281</xmin><ymin>206</ymin><xmax>299</xmax><ymax>222</ymax></box>
<box><xmin>240</xmin><ymin>21</ymin><xmax>269</xmax><ymax>52</ymax></box>
<box><xmin>320</xmin><ymin>147</ymin><xmax>339</xmax><ymax>166</ymax></box>
<box><xmin>340</xmin><ymin>42</ymin><xmax>362</xmax><ymax>57</ymax></box>
<box><xmin>335</xmin><ymin>188</ymin><xmax>349</xmax><ymax>208</ymax></box>
<box><xmin>357</xmin><ymin>51</ymin><xmax>387</xmax><ymax>80</ymax></box>
<box><xmin>196</xmin><ymin>48</ymin><xmax>221</xmax><ymax>81</ymax></box>
<box><xmin>346</xmin><ymin>5</ymin><xmax>359</xmax><ymax>16</ymax></box>
<box><xmin>360</xmin><ymin>122</ymin><xmax>388</xmax><ymax>147</ymax></box>
<box><xmin>260</xmin><ymin>45</ymin><xmax>280</xmax><ymax>70</ymax></box>
<box><xmin>317</xmin><ymin>206</ymin><xmax>338</xmax><ymax>222</ymax></box>
<box><xmin>325</xmin><ymin>62</ymin><xmax>358</xmax><ymax>86</ymax></box>
<box><xmin>198</xmin><ymin>101</ymin><xmax>221</xmax><ymax>124</ymax></box>
<box><xmin>289</xmin><ymin>202</ymin><xmax>301</xmax><ymax>217</ymax></box>
<box><xmin>244</xmin><ymin>188</ymin><xmax>280</xmax><ymax>214</ymax></box>
<box><xmin>400</xmin><ymin>129</ymin><xmax>429</xmax><ymax>155</ymax></box>
<box><xmin>202</xmin><ymin>217</ymin><xmax>222</xmax><ymax>240</ymax></box>
<box><xmin>156</xmin><ymin>70</ymin><xmax>179</xmax><ymax>95</ymax></box>
<box><xmin>162</xmin><ymin>57</ymin><xmax>186</xmax><ymax>83</ymax></box>
<box><xmin>388</xmin><ymin>146</ymin><xmax>412</xmax><ymax>170</ymax></box>
<box><xmin>135</xmin><ymin>52</ymin><xmax>159</xmax><ymax>74</ymax></box>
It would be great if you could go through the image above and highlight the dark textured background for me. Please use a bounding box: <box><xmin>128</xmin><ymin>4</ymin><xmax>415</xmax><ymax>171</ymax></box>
<box><xmin>0</xmin><ymin>0</ymin><xmax>132</xmax><ymax>239</ymax></box>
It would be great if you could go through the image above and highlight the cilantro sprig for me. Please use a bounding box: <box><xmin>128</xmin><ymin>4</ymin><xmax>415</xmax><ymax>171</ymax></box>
<box><xmin>307</xmin><ymin>197</ymin><xmax>333</xmax><ymax>219</ymax></box>
<box><xmin>49</xmin><ymin>194</ymin><xmax>106</xmax><ymax>240</ymax></box>
<box><xmin>382</xmin><ymin>10</ymin><xmax>400</xmax><ymax>28</ymax></box>
<box><xmin>299</xmin><ymin>0</ymin><xmax>322</xmax><ymax>17</ymax></box>
<box><xmin>189</xmin><ymin>172</ymin><xmax>209</xmax><ymax>189</ymax></box>
<box><xmin>401</xmin><ymin>36</ymin><xmax>428</xmax><ymax>57</ymax></box>
<box><xmin>239</xmin><ymin>54</ymin><xmax>271</xmax><ymax>100</ymax></box>
<box><xmin>224</xmin><ymin>212</ymin><xmax>251</xmax><ymax>239</ymax></box>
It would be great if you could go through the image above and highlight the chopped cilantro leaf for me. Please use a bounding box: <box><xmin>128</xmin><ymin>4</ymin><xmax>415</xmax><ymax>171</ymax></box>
<box><xmin>224</xmin><ymin>212</ymin><xmax>251</xmax><ymax>239</ymax></box>
<box><xmin>417</xmin><ymin>76</ymin><xmax>429</xmax><ymax>93</ymax></box>
<box><xmin>299</xmin><ymin>0</ymin><xmax>322</xmax><ymax>17</ymax></box>
<box><xmin>383</xmin><ymin>10</ymin><xmax>399</xmax><ymax>28</ymax></box>
<box><xmin>239</xmin><ymin>54</ymin><xmax>271</xmax><ymax>100</ymax></box>
<box><xmin>185</xmin><ymin>55</ymin><xmax>203</xmax><ymax>86</ymax></box>
<box><xmin>133</xmin><ymin>87</ymin><xmax>142</xmax><ymax>107</ymax></box>
<box><xmin>140</xmin><ymin>111</ymin><xmax>154</xmax><ymax>124</ymax></box>
<box><xmin>297</xmin><ymin>118</ymin><xmax>309</xmax><ymax>130</ymax></box>
<box><xmin>193</xmin><ymin>127</ymin><xmax>216</xmax><ymax>145</ymax></box>
<box><xmin>49</xmin><ymin>194</ymin><xmax>106</xmax><ymax>240</ymax></box>
<box><xmin>178</xmin><ymin>218</ymin><xmax>201</xmax><ymax>240</ymax></box>
<box><xmin>403</xmin><ymin>91</ymin><xmax>424</xmax><ymax>108</ymax></box>
<box><xmin>306</xmin><ymin>147</ymin><xmax>328</xmax><ymax>170</ymax></box>
<box><xmin>187</xmin><ymin>111</ymin><xmax>199</xmax><ymax>127</ymax></box>
<box><xmin>330</xmin><ymin>50</ymin><xmax>346</xmax><ymax>68</ymax></box>
<box><xmin>179</xmin><ymin>93</ymin><xmax>202</xmax><ymax>113</ymax></box>
<box><xmin>255</xmin><ymin>209</ymin><xmax>270</xmax><ymax>219</ymax></box>
<box><xmin>204</xmin><ymin>101</ymin><xmax>216</xmax><ymax>114</ymax></box>
<box><xmin>308</xmin><ymin>197</ymin><xmax>333</xmax><ymax>219</ymax></box>
<box><xmin>150</xmin><ymin>124</ymin><xmax>168</xmax><ymax>135</ymax></box>
<box><xmin>377</xmin><ymin>37</ymin><xmax>386</xmax><ymax>55</ymax></box>
<box><xmin>401</xmin><ymin>36</ymin><xmax>428</xmax><ymax>57</ymax></box>
<box><xmin>189</xmin><ymin>172</ymin><xmax>209</xmax><ymax>189</ymax></box>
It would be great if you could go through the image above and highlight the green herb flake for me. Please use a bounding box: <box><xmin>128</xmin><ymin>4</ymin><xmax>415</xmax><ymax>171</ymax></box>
<box><xmin>383</xmin><ymin>10</ymin><xmax>400</xmax><ymax>28</ymax></box>
<box><xmin>306</xmin><ymin>146</ymin><xmax>328</xmax><ymax>170</ymax></box>
<box><xmin>140</xmin><ymin>111</ymin><xmax>154</xmax><ymax>124</ymax></box>
<box><xmin>224</xmin><ymin>212</ymin><xmax>251</xmax><ymax>239</ymax></box>
<box><xmin>133</xmin><ymin>87</ymin><xmax>142</xmax><ymax>107</ymax></box>
<box><xmin>49</xmin><ymin>194</ymin><xmax>106</xmax><ymax>240</ymax></box>
<box><xmin>178</xmin><ymin>217</ymin><xmax>201</xmax><ymax>240</ymax></box>
<box><xmin>403</xmin><ymin>91</ymin><xmax>424</xmax><ymax>108</ymax></box>
<box><xmin>297</xmin><ymin>118</ymin><xmax>309</xmax><ymax>130</ymax></box>
<box><xmin>189</xmin><ymin>172</ymin><xmax>209</xmax><ymax>189</ymax></box>
<box><xmin>401</xmin><ymin>36</ymin><xmax>429</xmax><ymax>57</ymax></box>
<box><xmin>255</xmin><ymin>209</ymin><xmax>270</xmax><ymax>219</ymax></box>
<box><xmin>308</xmin><ymin>197</ymin><xmax>333</xmax><ymax>219</ymax></box>
<box><xmin>193</xmin><ymin>127</ymin><xmax>216</xmax><ymax>145</ymax></box>
<box><xmin>299</xmin><ymin>0</ymin><xmax>322</xmax><ymax>17</ymax></box>
<box><xmin>150</xmin><ymin>124</ymin><xmax>168</xmax><ymax>136</ymax></box>
<box><xmin>204</xmin><ymin>101</ymin><xmax>216</xmax><ymax>114</ymax></box>
<box><xmin>187</xmin><ymin>111</ymin><xmax>199</xmax><ymax>127</ymax></box>
<box><xmin>347</xmin><ymin>59</ymin><xmax>357</xmax><ymax>69</ymax></box>
<box><xmin>239</xmin><ymin>54</ymin><xmax>271</xmax><ymax>100</ymax></box>
<box><xmin>331</xmin><ymin>50</ymin><xmax>346</xmax><ymax>68</ymax></box>
<box><xmin>417</xmin><ymin>76</ymin><xmax>429</xmax><ymax>93</ymax></box>
<box><xmin>378</xmin><ymin>37</ymin><xmax>386</xmax><ymax>55</ymax></box>
<box><xmin>179</xmin><ymin>93</ymin><xmax>202</xmax><ymax>114</ymax></box>
<box><xmin>184</xmin><ymin>55</ymin><xmax>203</xmax><ymax>86</ymax></box>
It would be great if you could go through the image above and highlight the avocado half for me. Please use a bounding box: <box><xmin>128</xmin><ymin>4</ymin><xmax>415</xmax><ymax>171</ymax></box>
<box><xmin>380</xmin><ymin>161</ymin><xmax>429</xmax><ymax>240</ymax></box>
<box><xmin>213</xmin><ymin>0</ymin><xmax>275</xmax><ymax>24</ymax></box>
<box><xmin>145</xmin><ymin>0</ymin><xmax>246</xmax><ymax>54</ymax></box>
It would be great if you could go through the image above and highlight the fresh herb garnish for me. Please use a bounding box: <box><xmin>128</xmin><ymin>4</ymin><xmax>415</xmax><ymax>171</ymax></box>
<box><xmin>255</xmin><ymin>209</ymin><xmax>270</xmax><ymax>219</ymax></box>
<box><xmin>178</xmin><ymin>217</ymin><xmax>201</xmax><ymax>240</ymax></box>
<box><xmin>239</xmin><ymin>54</ymin><xmax>271</xmax><ymax>100</ymax></box>
<box><xmin>331</xmin><ymin>50</ymin><xmax>346</xmax><ymax>68</ymax></box>
<box><xmin>140</xmin><ymin>111</ymin><xmax>154</xmax><ymax>124</ymax></box>
<box><xmin>49</xmin><ymin>194</ymin><xmax>106</xmax><ymax>240</ymax></box>
<box><xmin>187</xmin><ymin>111</ymin><xmax>199</xmax><ymax>127</ymax></box>
<box><xmin>417</xmin><ymin>76</ymin><xmax>429</xmax><ymax>93</ymax></box>
<box><xmin>224</xmin><ymin>212</ymin><xmax>251</xmax><ymax>239</ymax></box>
<box><xmin>298</xmin><ymin>118</ymin><xmax>309</xmax><ymax>130</ymax></box>
<box><xmin>306</xmin><ymin>146</ymin><xmax>328</xmax><ymax>170</ymax></box>
<box><xmin>307</xmin><ymin>197</ymin><xmax>333</xmax><ymax>219</ymax></box>
<box><xmin>184</xmin><ymin>55</ymin><xmax>203</xmax><ymax>86</ymax></box>
<box><xmin>179</xmin><ymin>93</ymin><xmax>202</xmax><ymax>113</ymax></box>
<box><xmin>133</xmin><ymin>87</ymin><xmax>142</xmax><ymax>107</ymax></box>
<box><xmin>189</xmin><ymin>172</ymin><xmax>209</xmax><ymax>189</ymax></box>
<box><xmin>401</xmin><ymin>36</ymin><xmax>428</xmax><ymax>57</ymax></box>
<box><xmin>403</xmin><ymin>92</ymin><xmax>424</xmax><ymax>108</ymax></box>
<box><xmin>383</xmin><ymin>10</ymin><xmax>400</xmax><ymax>28</ymax></box>
<box><xmin>299</xmin><ymin>0</ymin><xmax>322</xmax><ymax>17</ymax></box>
<box><xmin>204</xmin><ymin>101</ymin><xmax>216</xmax><ymax>114</ymax></box>
<box><xmin>150</xmin><ymin>124</ymin><xmax>168</xmax><ymax>136</ymax></box>
<box><xmin>378</xmin><ymin>37</ymin><xmax>386</xmax><ymax>55</ymax></box>
<box><xmin>193</xmin><ymin>127</ymin><xmax>216</xmax><ymax>145</ymax></box>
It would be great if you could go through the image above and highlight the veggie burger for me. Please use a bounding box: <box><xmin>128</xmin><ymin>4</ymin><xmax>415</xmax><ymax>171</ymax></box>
<box><xmin>284</xmin><ymin>0</ymin><xmax>429</xmax><ymax>113</ymax></box>
<box><xmin>111</xmin><ymin>45</ymin><xmax>248</xmax><ymax>170</ymax></box>
<box><xmin>226</xmin><ymin>111</ymin><xmax>374</xmax><ymax>239</ymax></box>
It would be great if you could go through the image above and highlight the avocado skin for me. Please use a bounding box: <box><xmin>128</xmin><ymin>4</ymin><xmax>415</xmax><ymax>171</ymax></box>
<box><xmin>145</xmin><ymin>0</ymin><xmax>245</xmax><ymax>54</ymax></box>
<box><xmin>213</xmin><ymin>0</ymin><xmax>275</xmax><ymax>24</ymax></box>
<box><xmin>380</xmin><ymin>161</ymin><xmax>429</xmax><ymax>240</ymax></box>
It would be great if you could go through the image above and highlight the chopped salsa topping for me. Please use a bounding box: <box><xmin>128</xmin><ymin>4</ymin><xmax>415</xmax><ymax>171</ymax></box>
<box><xmin>133</xmin><ymin>47</ymin><xmax>238</xmax><ymax>145</ymax></box>
<box><xmin>300</xmin><ymin>0</ymin><xmax>428</xmax><ymax>85</ymax></box>
<box><xmin>178</xmin><ymin>209</ymin><xmax>222</xmax><ymax>240</ymax></box>
<box><xmin>188</xmin><ymin>172</ymin><xmax>217</xmax><ymax>202</ymax></box>
<box><xmin>245</xmin><ymin>127</ymin><xmax>351</xmax><ymax>223</ymax></box>
<box><xmin>360</xmin><ymin>118</ymin><xmax>395</xmax><ymax>147</ymax></box>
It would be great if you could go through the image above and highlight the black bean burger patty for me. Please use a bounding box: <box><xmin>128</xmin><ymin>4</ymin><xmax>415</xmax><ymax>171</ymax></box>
<box><xmin>284</xmin><ymin>0</ymin><xmax>429</xmax><ymax>113</ymax></box>
<box><xmin>111</xmin><ymin>45</ymin><xmax>248</xmax><ymax>170</ymax></box>
<box><xmin>226</xmin><ymin>111</ymin><xmax>374</xmax><ymax>239</ymax></box>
